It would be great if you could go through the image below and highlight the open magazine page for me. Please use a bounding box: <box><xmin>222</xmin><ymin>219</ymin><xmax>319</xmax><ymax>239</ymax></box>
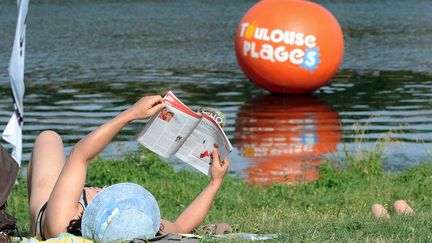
<box><xmin>175</xmin><ymin>113</ymin><xmax>233</xmax><ymax>176</ymax></box>
<box><xmin>137</xmin><ymin>92</ymin><xmax>201</xmax><ymax>158</ymax></box>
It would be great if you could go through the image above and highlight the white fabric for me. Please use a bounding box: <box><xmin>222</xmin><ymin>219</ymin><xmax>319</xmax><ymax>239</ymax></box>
<box><xmin>2</xmin><ymin>112</ymin><xmax>22</xmax><ymax>164</ymax></box>
<box><xmin>2</xmin><ymin>0</ymin><xmax>29</xmax><ymax>166</ymax></box>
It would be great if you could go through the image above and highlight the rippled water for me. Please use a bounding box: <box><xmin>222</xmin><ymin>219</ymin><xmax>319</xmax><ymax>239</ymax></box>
<box><xmin>1</xmin><ymin>0</ymin><xmax>431</xmax><ymax>184</ymax></box>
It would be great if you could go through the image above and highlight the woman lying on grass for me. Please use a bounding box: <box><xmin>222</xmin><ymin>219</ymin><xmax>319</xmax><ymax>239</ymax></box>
<box><xmin>27</xmin><ymin>95</ymin><xmax>230</xmax><ymax>242</ymax></box>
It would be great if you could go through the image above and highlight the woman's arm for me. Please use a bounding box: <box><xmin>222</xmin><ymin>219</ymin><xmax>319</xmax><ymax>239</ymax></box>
<box><xmin>43</xmin><ymin>96</ymin><xmax>165</xmax><ymax>237</ymax></box>
<box><xmin>72</xmin><ymin>96</ymin><xmax>164</xmax><ymax>162</ymax></box>
<box><xmin>161</xmin><ymin>150</ymin><xmax>230</xmax><ymax>233</ymax></box>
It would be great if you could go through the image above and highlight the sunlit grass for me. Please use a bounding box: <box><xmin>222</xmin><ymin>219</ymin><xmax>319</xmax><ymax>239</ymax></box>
<box><xmin>7</xmin><ymin>141</ymin><xmax>432</xmax><ymax>241</ymax></box>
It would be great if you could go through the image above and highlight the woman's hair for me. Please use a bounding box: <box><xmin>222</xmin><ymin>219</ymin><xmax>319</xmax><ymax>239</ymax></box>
<box><xmin>67</xmin><ymin>214</ymin><xmax>83</xmax><ymax>236</ymax></box>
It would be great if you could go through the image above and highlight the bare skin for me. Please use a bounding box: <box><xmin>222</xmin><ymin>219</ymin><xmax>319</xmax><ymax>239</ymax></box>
<box><xmin>371</xmin><ymin>200</ymin><xmax>415</xmax><ymax>219</ymax></box>
<box><xmin>27</xmin><ymin>95</ymin><xmax>230</xmax><ymax>238</ymax></box>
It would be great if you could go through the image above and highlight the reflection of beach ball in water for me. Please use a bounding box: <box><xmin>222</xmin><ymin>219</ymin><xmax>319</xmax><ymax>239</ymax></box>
<box><xmin>235</xmin><ymin>95</ymin><xmax>341</xmax><ymax>185</ymax></box>
<box><xmin>235</xmin><ymin>0</ymin><xmax>344</xmax><ymax>94</ymax></box>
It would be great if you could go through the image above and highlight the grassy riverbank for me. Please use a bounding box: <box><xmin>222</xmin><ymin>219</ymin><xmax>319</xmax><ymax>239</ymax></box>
<box><xmin>7</xmin><ymin>148</ymin><xmax>432</xmax><ymax>242</ymax></box>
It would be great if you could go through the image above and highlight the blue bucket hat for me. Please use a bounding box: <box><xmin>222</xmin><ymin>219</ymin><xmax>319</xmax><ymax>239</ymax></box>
<box><xmin>82</xmin><ymin>183</ymin><xmax>161</xmax><ymax>242</ymax></box>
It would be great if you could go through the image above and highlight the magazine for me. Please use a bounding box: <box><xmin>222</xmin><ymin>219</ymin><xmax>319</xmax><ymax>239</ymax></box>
<box><xmin>137</xmin><ymin>91</ymin><xmax>233</xmax><ymax>176</ymax></box>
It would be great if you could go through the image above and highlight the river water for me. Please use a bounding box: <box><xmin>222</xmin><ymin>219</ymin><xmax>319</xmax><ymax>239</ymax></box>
<box><xmin>1</xmin><ymin>0</ymin><xmax>431</xmax><ymax>184</ymax></box>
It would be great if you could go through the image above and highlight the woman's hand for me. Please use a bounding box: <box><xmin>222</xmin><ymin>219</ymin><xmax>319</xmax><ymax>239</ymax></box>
<box><xmin>125</xmin><ymin>95</ymin><xmax>165</xmax><ymax>121</ymax></box>
<box><xmin>162</xmin><ymin>149</ymin><xmax>230</xmax><ymax>234</ymax></box>
<box><xmin>210</xmin><ymin>149</ymin><xmax>230</xmax><ymax>186</ymax></box>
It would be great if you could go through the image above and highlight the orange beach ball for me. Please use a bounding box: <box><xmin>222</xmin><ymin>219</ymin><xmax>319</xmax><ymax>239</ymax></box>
<box><xmin>235</xmin><ymin>0</ymin><xmax>344</xmax><ymax>94</ymax></box>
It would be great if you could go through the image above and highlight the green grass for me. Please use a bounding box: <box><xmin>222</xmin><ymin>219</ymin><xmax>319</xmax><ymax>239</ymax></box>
<box><xmin>6</xmin><ymin>147</ymin><xmax>432</xmax><ymax>242</ymax></box>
